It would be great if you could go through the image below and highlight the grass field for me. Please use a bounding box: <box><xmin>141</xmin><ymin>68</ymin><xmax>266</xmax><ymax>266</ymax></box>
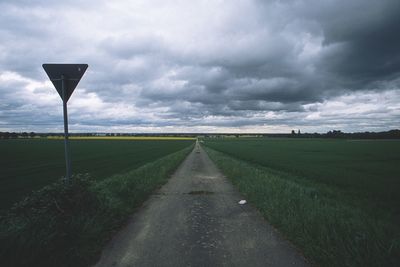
<box><xmin>204</xmin><ymin>138</ymin><xmax>400</xmax><ymax>216</ymax></box>
<box><xmin>1</xmin><ymin>145</ymin><xmax>194</xmax><ymax>267</ymax></box>
<box><xmin>0</xmin><ymin>139</ymin><xmax>194</xmax><ymax>210</ymax></box>
<box><xmin>203</xmin><ymin>138</ymin><xmax>400</xmax><ymax>266</ymax></box>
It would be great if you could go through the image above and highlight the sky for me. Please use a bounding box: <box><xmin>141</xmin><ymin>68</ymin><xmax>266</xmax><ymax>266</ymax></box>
<box><xmin>0</xmin><ymin>0</ymin><xmax>399</xmax><ymax>133</ymax></box>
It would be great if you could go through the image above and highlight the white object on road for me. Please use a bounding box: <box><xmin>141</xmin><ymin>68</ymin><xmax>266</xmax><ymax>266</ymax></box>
<box><xmin>238</xmin><ymin>200</ymin><xmax>247</xmax><ymax>205</ymax></box>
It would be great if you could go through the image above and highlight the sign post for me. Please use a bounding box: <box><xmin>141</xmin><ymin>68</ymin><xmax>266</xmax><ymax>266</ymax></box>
<box><xmin>43</xmin><ymin>64</ymin><xmax>88</xmax><ymax>182</ymax></box>
<box><xmin>61</xmin><ymin>75</ymin><xmax>71</xmax><ymax>180</ymax></box>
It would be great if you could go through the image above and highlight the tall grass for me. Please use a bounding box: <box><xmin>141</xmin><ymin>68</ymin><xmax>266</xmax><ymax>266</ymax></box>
<box><xmin>204</xmin><ymin>147</ymin><xmax>399</xmax><ymax>267</ymax></box>
<box><xmin>0</xmin><ymin>145</ymin><xmax>193</xmax><ymax>267</ymax></box>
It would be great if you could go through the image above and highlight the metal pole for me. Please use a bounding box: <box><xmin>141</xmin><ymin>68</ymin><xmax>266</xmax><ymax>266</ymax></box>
<box><xmin>61</xmin><ymin>75</ymin><xmax>72</xmax><ymax>182</ymax></box>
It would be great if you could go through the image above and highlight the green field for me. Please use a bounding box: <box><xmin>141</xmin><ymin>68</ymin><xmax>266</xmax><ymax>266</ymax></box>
<box><xmin>204</xmin><ymin>138</ymin><xmax>400</xmax><ymax>216</ymax></box>
<box><xmin>1</xmin><ymin>143</ymin><xmax>193</xmax><ymax>267</ymax></box>
<box><xmin>0</xmin><ymin>139</ymin><xmax>194</xmax><ymax>210</ymax></box>
<box><xmin>203</xmin><ymin>138</ymin><xmax>400</xmax><ymax>266</ymax></box>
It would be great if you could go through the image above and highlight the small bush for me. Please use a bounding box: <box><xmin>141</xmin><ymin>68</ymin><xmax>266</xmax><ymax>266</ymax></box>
<box><xmin>0</xmin><ymin>174</ymin><xmax>107</xmax><ymax>267</ymax></box>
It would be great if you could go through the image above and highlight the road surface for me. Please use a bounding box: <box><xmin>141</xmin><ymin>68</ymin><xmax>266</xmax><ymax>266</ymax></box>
<box><xmin>95</xmin><ymin>143</ymin><xmax>310</xmax><ymax>267</ymax></box>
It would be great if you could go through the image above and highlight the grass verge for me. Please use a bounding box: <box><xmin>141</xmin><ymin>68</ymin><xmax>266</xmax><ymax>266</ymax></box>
<box><xmin>204</xmin><ymin>147</ymin><xmax>400</xmax><ymax>267</ymax></box>
<box><xmin>0</xmin><ymin>145</ymin><xmax>193</xmax><ymax>267</ymax></box>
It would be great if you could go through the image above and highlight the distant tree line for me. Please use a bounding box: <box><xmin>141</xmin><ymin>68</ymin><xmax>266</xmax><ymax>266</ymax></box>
<box><xmin>286</xmin><ymin>129</ymin><xmax>400</xmax><ymax>139</ymax></box>
<box><xmin>1</xmin><ymin>129</ymin><xmax>399</xmax><ymax>139</ymax></box>
<box><xmin>0</xmin><ymin>132</ymin><xmax>197</xmax><ymax>139</ymax></box>
<box><xmin>204</xmin><ymin>129</ymin><xmax>400</xmax><ymax>139</ymax></box>
<box><xmin>0</xmin><ymin>132</ymin><xmax>36</xmax><ymax>139</ymax></box>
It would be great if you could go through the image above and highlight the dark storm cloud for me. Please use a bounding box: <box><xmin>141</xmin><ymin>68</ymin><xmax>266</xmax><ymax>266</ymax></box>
<box><xmin>181</xmin><ymin>0</ymin><xmax>400</xmax><ymax>105</ymax></box>
<box><xmin>310</xmin><ymin>1</ymin><xmax>400</xmax><ymax>88</ymax></box>
<box><xmin>0</xmin><ymin>0</ymin><xmax>399</xmax><ymax>132</ymax></box>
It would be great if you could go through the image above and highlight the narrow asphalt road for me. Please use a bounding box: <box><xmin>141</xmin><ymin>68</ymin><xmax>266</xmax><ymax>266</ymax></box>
<box><xmin>95</xmin><ymin>143</ymin><xmax>310</xmax><ymax>267</ymax></box>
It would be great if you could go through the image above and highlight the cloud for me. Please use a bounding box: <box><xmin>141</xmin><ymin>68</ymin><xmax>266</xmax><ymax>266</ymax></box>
<box><xmin>0</xmin><ymin>0</ymin><xmax>399</xmax><ymax>132</ymax></box>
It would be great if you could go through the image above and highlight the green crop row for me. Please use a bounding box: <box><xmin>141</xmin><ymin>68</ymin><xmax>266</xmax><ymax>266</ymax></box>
<box><xmin>0</xmin><ymin>144</ymin><xmax>193</xmax><ymax>267</ymax></box>
<box><xmin>0</xmin><ymin>139</ymin><xmax>194</xmax><ymax>210</ymax></box>
<box><xmin>203</xmin><ymin>138</ymin><xmax>400</xmax><ymax>222</ymax></box>
<box><xmin>204</xmin><ymin>146</ymin><xmax>399</xmax><ymax>267</ymax></box>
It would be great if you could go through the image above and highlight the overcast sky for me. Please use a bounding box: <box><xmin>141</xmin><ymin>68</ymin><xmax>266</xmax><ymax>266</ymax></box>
<box><xmin>0</xmin><ymin>0</ymin><xmax>399</xmax><ymax>133</ymax></box>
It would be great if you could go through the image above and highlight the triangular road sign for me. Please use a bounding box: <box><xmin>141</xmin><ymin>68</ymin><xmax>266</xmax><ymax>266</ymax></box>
<box><xmin>43</xmin><ymin>64</ymin><xmax>88</xmax><ymax>102</ymax></box>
